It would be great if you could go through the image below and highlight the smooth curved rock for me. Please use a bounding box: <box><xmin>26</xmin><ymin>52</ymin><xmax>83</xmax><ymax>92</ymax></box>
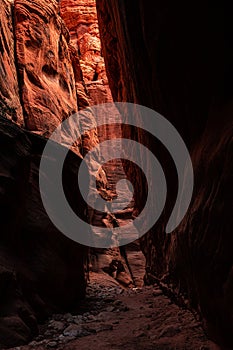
<box><xmin>0</xmin><ymin>117</ymin><xmax>88</xmax><ymax>348</ymax></box>
<box><xmin>96</xmin><ymin>0</ymin><xmax>233</xmax><ymax>346</ymax></box>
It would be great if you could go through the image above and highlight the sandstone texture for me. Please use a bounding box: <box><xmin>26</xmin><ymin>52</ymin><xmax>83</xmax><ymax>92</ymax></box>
<box><xmin>0</xmin><ymin>1</ymin><xmax>134</xmax><ymax>347</ymax></box>
<box><xmin>1</xmin><ymin>0</ymin><xmax>230</xmax><ymax>348</ymax></box>
<box><xmin>0</xmin><ymin>1</ymin><xmax>90</xmax><ymax>348</ymax></box>
<box><xmin>60</xmin><ymin>0</ymin><xmax>111</xmax><ymax>104</ymax></box>
<box><xmin>60</xmin><ymin>0</ymin><xmax>135</xmax><ymax>274</ymax></box>
<box><xmin>96</xmin><ymin>0</ymin><xmax>233</xmax><ymax>347</ymax></box>
<box><xmin>14</xmin><ymin>0</ymin><xmax>78</xmax><ymax>136</ymax></box>
<box><xmin>0</xmin><ymin>0</ymin><xmax>23</xmax><ymax>125</ymax></box>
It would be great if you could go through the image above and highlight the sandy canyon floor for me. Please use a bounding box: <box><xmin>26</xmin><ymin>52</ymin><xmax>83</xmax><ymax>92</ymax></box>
<box><xmin>8</xmin><ymin>251</ymin><xmax>219</xmax><ymax>350</ymax></box>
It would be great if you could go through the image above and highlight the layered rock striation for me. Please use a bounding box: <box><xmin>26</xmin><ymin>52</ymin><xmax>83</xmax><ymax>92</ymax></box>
<box><xmin>0</xmin><ymin>1</ymin><xmax>133</xmax><ymax>347</ymax></box>
<box><xmin>0</xmin><ymin>0</ymin><xmax>89</xmax><ymax>347</ymax></box>
<box><xmin>14</xmin><ymin>0</ymin><xmax>78</xmax><ymax>135</ymax></box>
<box><xmin>0</xmin><ymin>0</ymin><xmax>23</xmax><ymax>125</ymax></box>
<box><xmin>60</xmin><ymin>0</ymin><xmax>136</xmax><ymax>287</ymax></box>
<box><xmin>60</xmin><ymin>0</ymin><xmax>111</xmax><ymax>104</ymax></box>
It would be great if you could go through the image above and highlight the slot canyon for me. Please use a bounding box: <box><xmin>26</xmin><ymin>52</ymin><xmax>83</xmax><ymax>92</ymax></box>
<box><xmin>0</xmin><ymin>0</ymin><xmax>232</xmax><ymax>349</ymax></box>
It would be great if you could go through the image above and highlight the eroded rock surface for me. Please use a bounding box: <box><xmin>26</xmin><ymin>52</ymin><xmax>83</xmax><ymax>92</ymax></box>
<box><xmin>14</xmin><ymin>0</ymin><xmax>78</xmax><ymax>135</ymax></box>
<box><xmin>0</xmin><ymin>1</ymin><xmax>137</xmax><ymax>347</ymax></box>
<box><xmin>0</xmin><ymin>0</ymin><xmax>23</xmax><ymax>125</ymax></box>
<box><xmin>60</xmin><ymin>0</ymin><xmax>111</xmax><ymax>102</ymax></box>
<box><xmin>0</xmin><ymin>4</ymin><xmax>92</xmax><ymax>348</ymax></box>
<box><xmin>60</xmin><ymin>0</ymin><xmax>136</xmax><ymax>283</ymax></box>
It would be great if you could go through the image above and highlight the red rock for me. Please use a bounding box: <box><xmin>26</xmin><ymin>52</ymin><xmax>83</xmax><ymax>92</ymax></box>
<box><xmin>60</xmin><ymin>0</ymin><xmax>112</xmax><ymax>104</ymax></box>
<box><xmin>96</xmin><ymin>0</ymin><xmax>233</xmax><ymax>347</ymax></box>
<box><xmin>60</xmin><ymin>0</ymin><xmax>132</xmax><ymax>240</ymax></box>
<box><xmin>14</xmin><ymin>0</ymin><xmax>78</xmax><ymax>135</ymax></box>
<box><xmin>0</xmin><ymin>0</ymin><xmax>24</xmax><ymax>125</ymax></box>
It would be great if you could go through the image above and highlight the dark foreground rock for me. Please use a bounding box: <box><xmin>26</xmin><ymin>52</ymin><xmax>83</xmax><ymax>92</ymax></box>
<box><xmin>0</xmin><ymin>117</ymin><xmax>88</xmax><ymax>348</ymax></box>
<box><xmin>96</xmin><ymin>0</ymin><xmax>233</xmax><ymax>347</ymax></box>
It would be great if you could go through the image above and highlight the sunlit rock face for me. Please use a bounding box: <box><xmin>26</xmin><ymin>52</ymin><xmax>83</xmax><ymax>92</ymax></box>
<box><xmin>0</xmin><ymin>0</ymin><xmax>23</xmax><ymax>125</ymax></box>
<box><xmin>60</xmin><ymin>0</ymin><xmax>112</xmax><ymax>105</ymax></box>
<box><xmin>60</xmin><ymin>0</ymin><xmax>130</xmax><ymax>213</ymax></box>
<box><xmin>14</xmin><ymin>0</ymin><xmax>78</xmax><ymax>136</ymax></box>
<box><xmin>60</xmin><ymin>0</ymin><xmax>135</xmax><ymax>286</ymax></box>
<box><xmin>96</xmin><ymin>0</ymin><xmax>233</xmax><ymax>347</ymax></box>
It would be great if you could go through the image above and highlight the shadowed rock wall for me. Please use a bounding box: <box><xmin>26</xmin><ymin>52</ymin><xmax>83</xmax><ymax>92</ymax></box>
<box><xmin>0</xmin><ymin>117</ymin><xmax>88</xmax><ymax>348</ymax></box>
<box><xmin>96</xmin><ymin>0</ymin><xmax>233</xmax><ymax>346</ymax></box>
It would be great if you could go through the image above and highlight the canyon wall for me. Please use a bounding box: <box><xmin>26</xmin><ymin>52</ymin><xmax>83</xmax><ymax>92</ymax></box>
<box><xmin>0</xmin><ymin>117</ymin><xmax>88</xmax><ymax>348</ymax></box>
<box><xmin>0</xmin><ymin>0</ymin><xmax>89</xmax><ymax>347</ymax></box>
<box><xmin>60</xmin><ymin>0</ymin><xmax>135</xmax><ymax>283</ymax></box>
<box><xmin>0</xmin><ymin>0</ymin><xmax>132</xmax><ymax>347</ymax></box>
<box><xmin>0</xmin><ymin>0</ymin><xmax>23</xmax><ymax>125</ymax></box>
<box><xmin>96</xmin><ymin>0</ymin><xmax>233</xmax><ymax>346</ymax></box>
<box><xmin>60</xmin><ymin>0</ymin><xmax>112</xmax><ymax>105</ymax></box>
<box><xmin>14</xmin><ymin>0</ymin><xmax>79</xmax><ymax>135</ymax></box>
<box><xmin>2</xmin><ymin>0</ymin><xmax>232</xmax><ymax>347</ymax></box>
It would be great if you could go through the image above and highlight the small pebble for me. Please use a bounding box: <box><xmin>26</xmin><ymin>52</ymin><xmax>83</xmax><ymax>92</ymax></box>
<box><xmin>47</xmin><ymin>341</ymin><xmax>57</xmax><ymax>348</ymax></box>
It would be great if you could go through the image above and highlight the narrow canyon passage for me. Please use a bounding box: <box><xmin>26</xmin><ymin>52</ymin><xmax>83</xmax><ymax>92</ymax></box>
<box><xmin>0</xmin><ymin>0</ymin><xmax>232</xmax><ymax>349</ymax></box>
<box><xmin>59</xmin><ymin>0</ymin><xmax>141</xmax><ymax>288</ymax></box>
